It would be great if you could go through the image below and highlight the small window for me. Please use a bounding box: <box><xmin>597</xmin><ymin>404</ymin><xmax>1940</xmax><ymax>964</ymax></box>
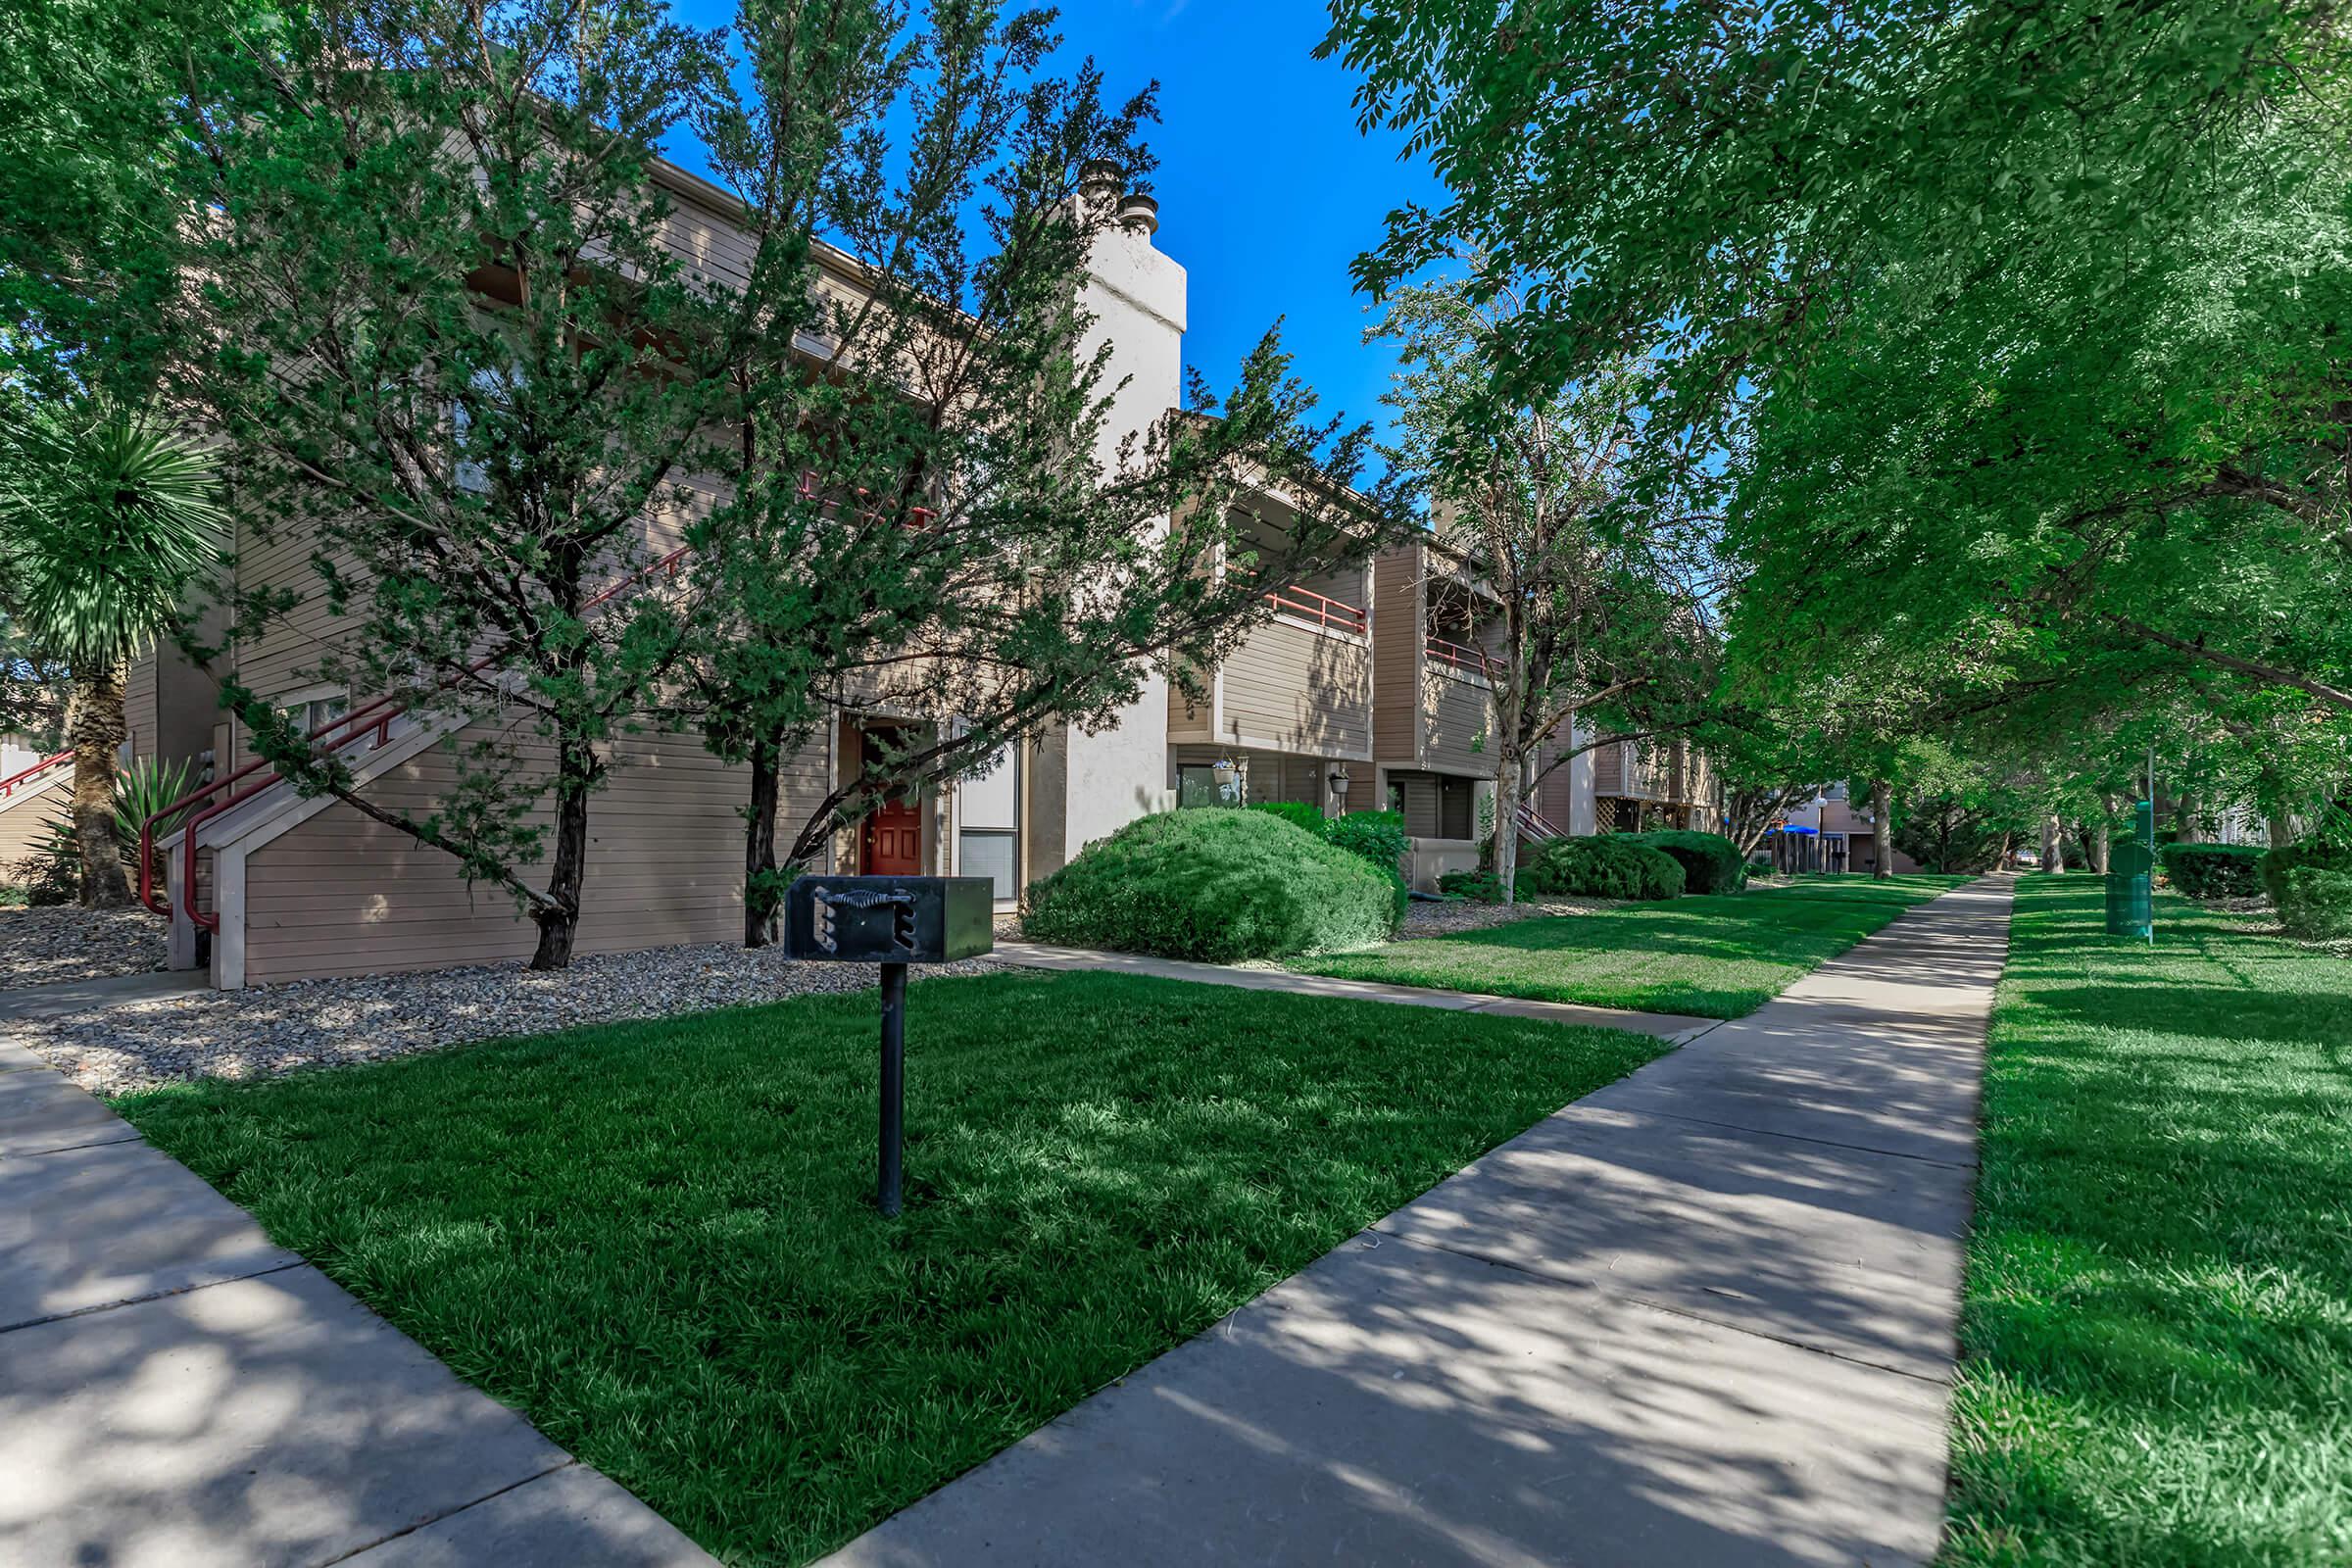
<box><xmin>274</xmin><ymin>690</ymin><xmax>350</xmax><ymax>743</ymax></box>
<box><xmin>1177</xmin><ymin>762</ymin><xmax>1244</xmax><ymax>808</ymax></box>
<box><xmin>959</xmin><ymin>828</ymin><xmax>1017</xmax><ymax>901</ymax></box>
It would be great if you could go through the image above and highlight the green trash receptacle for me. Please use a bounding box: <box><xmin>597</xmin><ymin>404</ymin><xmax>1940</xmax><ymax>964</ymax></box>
<box><xmin>2106</xmin><ymin>839</ymin><xmax>2153</xmax><ymax>938</ymax></box>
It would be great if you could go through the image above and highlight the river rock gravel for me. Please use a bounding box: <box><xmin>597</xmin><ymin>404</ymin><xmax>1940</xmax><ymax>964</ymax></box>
<box><xmin>9</xmin><ymin>941</ymin><xmax>1005</xmax><ymax>1096</ymax></box>
<box><xmin>0</xmin><ymin>906</ymin><xmax>170</xmax><ymax>991</ymax></box>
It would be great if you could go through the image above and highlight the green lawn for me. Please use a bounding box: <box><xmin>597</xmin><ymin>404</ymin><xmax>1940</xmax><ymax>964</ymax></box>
<box><xmin>1291</xmin><ymin>873</ymin><xmax>1968</xmax><ymax>1018</ymax></box>
<box><xmin>1945</xmin><ymin>878</ymin><xmax>2352</xmax><ymax>1566</ymax></box>
<box><xmin>117</xmin><ymin>969</ymin><xmax>1664</xmax><ymax>1567</ymax></box>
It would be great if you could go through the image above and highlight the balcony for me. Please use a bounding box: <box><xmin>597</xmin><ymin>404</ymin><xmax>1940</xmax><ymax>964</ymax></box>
<box><xmin>1169</xmin><ymin>512</ymin><xmax>1373</xmax><ymax>761</ymax></box>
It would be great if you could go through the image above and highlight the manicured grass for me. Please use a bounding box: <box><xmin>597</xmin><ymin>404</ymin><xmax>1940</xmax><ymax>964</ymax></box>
<box><xmin>1291</xmin><ymin>873</ymin><xmax>1968</xmax><ymax>1018</ymax></box>
<box><xmin>116</xmin><ymin>969</ymin><xmax>1665</xmax><ymax>1566</ymax></box>
<box><xmin>1946</xmin><ymin>878</ymin><xmax>2352</xmax><ymax>1566</ymax></box>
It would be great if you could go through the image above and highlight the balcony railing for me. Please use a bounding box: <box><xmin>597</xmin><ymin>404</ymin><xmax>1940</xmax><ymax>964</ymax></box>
<box><xmin>1230</xmin><ymin>565</ymin><xmax>1367</xmax><ymax>636</ymax></box>
<box><xmin>0</xmin><ymin>750</ymin><xmax>71</xmax><ymax>805</ymax></box>
<box><xmin>1424</xmin><ymin>633</ymin><xmax>1497</xmax><ymax>678</ymax></box>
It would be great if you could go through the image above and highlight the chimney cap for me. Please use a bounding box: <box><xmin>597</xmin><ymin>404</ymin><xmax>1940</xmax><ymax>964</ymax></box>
<box><xmin>1117</xmin><ymin>191</ymin><xmax>1160</xmax><ymax>235</ymax></box>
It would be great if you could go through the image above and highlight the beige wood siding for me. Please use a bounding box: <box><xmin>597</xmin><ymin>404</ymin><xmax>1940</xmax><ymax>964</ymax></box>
<box><xmin>125</xmin><ymin>653</ymin><xmax>159</xmax><ymax>762</ymax></box>
<box><xmin>1369</xmin><ymin>547</ymin><xmax>1420</xmax><ymax>765</ymax></box>
<box><xmin>1218</xmin><ymin>617</ymin><xmax>1371</xmax><ymax>760</ymax></box>
<box><xmin>1422</xmin><ymin>668</ymin><xmax>1490</xmax><ymax>777</ymax></box>
<box><xmin>0</xmin><ymin>777</ymin><xmax>69</xmax><ymax>871</ymax></box>
<box><xmin>240</xmin><ymin>725</ymin><xmax>829</xmax><ymax>984</ymax></box>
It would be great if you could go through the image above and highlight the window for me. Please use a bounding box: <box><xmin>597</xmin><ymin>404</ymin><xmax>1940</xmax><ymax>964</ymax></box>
<box><xmin>959</xmin><ymin>828</ymin><xmax>1017</xmax><ymax>901</ymax></box>
<box><xmin>1177</xmin><ymin>762</ymin><xmax>1244</xmax><ymax>807</ymax></box>
<box><xmin>273</xmin><ymin>688</ymin><xmax>350</xmax><ymax>744</ymax></box>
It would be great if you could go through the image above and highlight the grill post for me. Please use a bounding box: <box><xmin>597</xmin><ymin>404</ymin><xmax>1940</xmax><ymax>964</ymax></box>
<box><xmin>877</xmin><ymin>959</ymin><xmax>907</xmax><ymax>1216</ymax></box>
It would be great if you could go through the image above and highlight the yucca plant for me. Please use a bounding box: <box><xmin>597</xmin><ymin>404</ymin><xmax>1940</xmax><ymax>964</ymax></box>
<box><xmin>114</xmin><ymin>754</ymin><xmax>200</xmax><ymax>898</ymax></box>
<box><xmin>0</xmin><ymin>403</ymin><xmax>220</xmax><ymax>905</ymax></box>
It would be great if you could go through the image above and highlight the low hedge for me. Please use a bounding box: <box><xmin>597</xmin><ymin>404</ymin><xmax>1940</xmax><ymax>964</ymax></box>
<box><xmin>2158</xmin><ymin>842</ymin><xmax>2265</xmax><ymax>900</ymax></box>
<box><xmin>1328</xmin><ymin>809</ymin><xmax>1410</xmax><ymax>877</ymax></box>
<box><xmin>2278</xmin><ymin>865</ymin><xmax>2352</xmax><ymax>940</ymax></box>
<box><xmin>1520</xmin><ymin>835</ymin><xmax>1685</xmax><ymax>902</ymax></box>
<box><xmin>1622</xmin><ymin>829</ymin><xmax>1746</xmax><ymax>896</ymax></box>
<box><xmin>1025</xmin><ymin>808</ymin><xmax>1400</xmax><ymax>961</ymax></box>
<box><xmin>1438</xmin><ymin>868</ymin><xmax>1504</xmax><ymax>903</ymax></box>
<box><xmin>2262</xmin><ymin>838</ymin><xmax>2352</xmax><ymax>906</ymax></box>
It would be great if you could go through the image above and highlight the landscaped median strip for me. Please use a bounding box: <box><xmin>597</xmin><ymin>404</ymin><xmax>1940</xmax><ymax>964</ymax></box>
<box><xmin>105</xmin><ymin>970</ymin><xmax>1667</xmax><ymax>1566</ymax></box>
<box><xmin>1944</xmin><ymin>879</ymin><xmax>2352</xmax><ymax>1567</ymax></box>
<box><xmin>1292</xmin><ymin>872</ymin><xmax>1969</xmax><ymax>1018</ymax></box>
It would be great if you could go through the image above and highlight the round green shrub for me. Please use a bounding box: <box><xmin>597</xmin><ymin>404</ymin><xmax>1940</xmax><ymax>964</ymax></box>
<box><xmin>2157</xmin><ymin>842</ymin><xmax>2264</xmax><ymax>900</ymax></box>
<box><xmin>2263</xmin><ymin>838</ymin><xmax>2352</xmax><ymax>906</ymax></box>
<box><xmin>1520</xmin><ymin>835</ymin><xmax>1685</xmax><ymax>901</ymax></box>
<box><xmin>1250</xmin><ymin>800</ymin><xmax>1331</xmax><ymax>839</ymax></box>
<box><xmin>1622</xmin><ymin>829</ymin><xmax>1746</xmax><ymax>896</ymax></box>
<box><xmin>2278</xmin><ymin>864</ymin><xmax>2352</xmax><ymax>940</ymax></box>
<box><xmin>1023</xmin><ymin>808</ymin><xmax>1401</xmax><ymax>961</ymax></box>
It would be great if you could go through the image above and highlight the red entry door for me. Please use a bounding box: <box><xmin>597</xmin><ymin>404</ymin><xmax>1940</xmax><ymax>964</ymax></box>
<box><xmin>862</xmin><ymin>795</ymin><xmax>924</xmax><ymax>874</ymax></box>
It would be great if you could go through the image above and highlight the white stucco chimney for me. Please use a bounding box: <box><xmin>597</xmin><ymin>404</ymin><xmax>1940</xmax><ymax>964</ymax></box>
<box><xmin>1051</xmin><ymin>166</ymin><xmax>1189</xmax><ymax>863</ymax></box>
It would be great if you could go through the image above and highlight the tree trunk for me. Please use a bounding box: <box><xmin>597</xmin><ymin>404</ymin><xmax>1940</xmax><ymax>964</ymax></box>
<box><xmin>528</xmin><ymin>735</ymin><xmax>597</xmax><ymax>970</ymax></box>
<box><xmin>1869</xmin><ymin>778</ymin><xmax>1892</xmax><ymax>881</ymax></box>
<box><xmin>70</xmin><ymin>662</ymin><xmax>131</xmax><ymax>906</ymax></box>
<box><xmin>2091</xmin><ymin>819</ymin><xmax>2111</xmax><ymax>875</ymax></box>
<box><xmin>743</xmin><ymin>734</ymin><xmax>781</xmax><ymax>948</ymax></box>
<box><xmin>2267</xmin><ymin>809</ymin><xmax>2297</xmax><ymax>850</ymax></box>
<box><xmin>2042</xmin><ymin>814</ymin><xmax>2065</xmax><ymax>874</ymax></box>
<box><xmin>1494</xmin><ymin>749</ymin><xmax>1523</xmax><ymax>906</ymax></box>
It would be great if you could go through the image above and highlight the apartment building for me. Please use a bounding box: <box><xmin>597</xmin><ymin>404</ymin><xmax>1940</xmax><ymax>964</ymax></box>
<box><xmin>109</xmin><ymin>151</ymin><xmax>1703</xmax><ymax>987</ymax></box>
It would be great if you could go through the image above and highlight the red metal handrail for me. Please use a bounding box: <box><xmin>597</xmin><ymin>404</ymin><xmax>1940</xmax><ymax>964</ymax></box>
<box><xmin>0</xmin><ymin>750</ymin><xmax>72</xmax><ymax>803</ymax></box>
<box><xmin>1424</xmin><ymin>634</ymin><xmax>1497</xmax><ymax>678</ymax></box>
<box><xmin>141</xmin><ymin>542</ymin><xmax>695</xmax><ymax>930</ymax></box>
<box><xmin>1228</xmin><ymin>565</ymin><xmax>1367</xmax><ymax>636</ymax></box>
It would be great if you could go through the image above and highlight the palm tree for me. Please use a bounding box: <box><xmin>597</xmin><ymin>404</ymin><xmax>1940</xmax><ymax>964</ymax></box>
<box><xmin>0</xmin><ymin>403</ymin><xmax>220</xmax><ymax>905</ymax></box>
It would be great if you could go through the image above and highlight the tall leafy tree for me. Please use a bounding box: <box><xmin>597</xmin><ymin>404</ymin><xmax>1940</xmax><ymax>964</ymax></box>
<box><xmin>1375</xmin><ymin>270</ymin><xmax>1714</xmax><ymax>901</ymax></box>
<box><xmin>683</xmin><ymin>0</ymin><xmax>1397</xmax><ymax>944</ymax></box>
<box><xmin>1325</xmin><ymin>0</ymin><xmax>2352</xmax><ymax>787</ymax></box>
<box><xmin>172</xmin><ymin>0</ymin><xmax>748</xmax><ymax>968</ymax></box>
<box><xmin>0</xmin><ymin>405</ymin><xmax>220</xmax><ymax>904</ymax></box>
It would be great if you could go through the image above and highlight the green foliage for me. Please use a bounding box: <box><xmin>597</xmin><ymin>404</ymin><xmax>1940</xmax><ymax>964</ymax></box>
<box><xmin>1023</xmin><ymin>808</ymin><xmax>1400</xmax><ymax>961</ymax></box>
<box><xmin>1328</xmin><ymin>809</ymin><xmax>1409</xmax><ymax>876</ymax></box>
<box><xmin>2262</xmin><ymin>838</ymin><xmax>2352</xmax><ymax>906</ymax></box>
<box><xmin>0</xmin><ymin>403</ymin><xmax>220</xmax><ymax>670</ymax></box>
<box><xmin>12</xmin><ymin>812</ymin><xmax>80</xmax><ymax>906</ymax></box>
<box><xmin>1250</xmin><ymin>801</ymin><xmax>1331</xmax><ymax>839</ymax></box>
<box><xmin>2278</xmin><ymin>866</ymin><xmax>2352</xmax><ymax>941</ymax></box>
<box><xmin>1437</xmin><ymin>868</ymin><xmax>1504</xmax><ymax>902</ymax></box>
<box><xmin>1622</xmin><ymin>829</ymin><xmax>1744</xmax><ymax>896</ymax></box>
<box><xmin>2157</xmin><ymin>842</ymin><xmax>2265</xmax><ymax>901</ymax></box>
<box><xmin>117</xmin><ymin>968</ymin><xmax>1662</xmax><ymax>1564</ymax></box>
<box><xmin>1521</xmin><ymin>834</ymin><xmax>1685</xmax><ymax>902</ymax></box>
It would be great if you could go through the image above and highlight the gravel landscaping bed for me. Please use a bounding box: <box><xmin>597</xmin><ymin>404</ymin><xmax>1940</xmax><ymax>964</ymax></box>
<box><xmin>9</xmin><ymin>942</ymin><xmax>1004</xmax><ymax>1096</ymax></box>
<box><xmin>0</xmin><ymin>906</ymin><xmax>170</xmax><ymax>991</ymax></box>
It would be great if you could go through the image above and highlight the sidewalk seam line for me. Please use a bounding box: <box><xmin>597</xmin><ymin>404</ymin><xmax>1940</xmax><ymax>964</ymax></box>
<box><xmin>311</xmin><ymin>1457</ymin><xmax>581</xmax><ymax>1566</ymax></box>
<box><xmin>10</xmin><ymin>1130</ymin><xmax>146</xmax><ymax>1158</ymax></box>
<box><xmin>0</xmin><ymin>1258</ymin><xmax>312</xmax><ymax>1336</ymax></box>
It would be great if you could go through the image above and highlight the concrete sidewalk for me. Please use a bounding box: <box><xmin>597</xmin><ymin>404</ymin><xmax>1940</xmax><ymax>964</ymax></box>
<box><xmin>0</xmin><ymin>1031</ymin><xmax>715</xmax><ymax>1567</ymax></box>
<box><xmin>825</xmin><ymin>878</ymin><xmax>2012</xmax><ymax>1567</ymax></box>
<box><xmin>995</xmin><ymin>940</ymin><xmax>1723</xmax><ymax>1043</ymax></box>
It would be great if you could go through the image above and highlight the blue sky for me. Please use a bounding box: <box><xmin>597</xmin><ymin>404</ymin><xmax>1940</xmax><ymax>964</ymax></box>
<box><xmin>665</xmin><ymin>1</ymin><xmax>1446</xmax><ymax>457</ymax></box>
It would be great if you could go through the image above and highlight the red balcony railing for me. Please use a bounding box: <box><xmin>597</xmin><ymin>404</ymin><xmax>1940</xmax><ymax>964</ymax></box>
<box><xmin>1424</xmin><ymin>634</ymin><xmax>1497</xmax><ymax>678</ymax></box>
<box><xmin>1261</xmin><ymin>582</ymin><xmax>1368</xmax><ymax>636</ymax></box>
<box><xmin>0</xmin><ymin>750</ymin><xmax>72</xmax><ymax>805</ymax></box>
<box><xmin>140</xmin><ymin>543</ymin><xmax>693</xmax><ymax>932</ymax></box>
